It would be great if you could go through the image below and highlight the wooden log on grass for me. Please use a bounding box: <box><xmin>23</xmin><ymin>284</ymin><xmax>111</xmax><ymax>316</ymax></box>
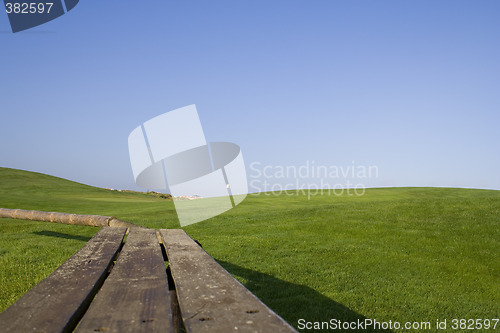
<box><xmin>0</xmin><ymin>207</ymin><xmax>142</xmax><ymax>228</ymax></box>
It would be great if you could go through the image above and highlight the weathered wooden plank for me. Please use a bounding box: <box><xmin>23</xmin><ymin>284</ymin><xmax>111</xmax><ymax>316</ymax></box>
<box><xmin>159</xmin><ymin>229</ymin><xmax>298</xmax><ymax>333</ymax></box>
<box><xmin>75</xmin><ymin>228</ymin><xmax>173</xmax><ymax>333</ymax></box>
<box><xmin>0</xmin><ymin>227</ymin><xmax>127</xmax><ymax>333</ymax></box>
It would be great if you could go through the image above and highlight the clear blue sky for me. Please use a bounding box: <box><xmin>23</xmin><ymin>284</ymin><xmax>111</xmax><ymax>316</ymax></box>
<box><xmin>1</xmin><ymin>0</ymin><xmax>499</xmax><ymax>191</ymax></box>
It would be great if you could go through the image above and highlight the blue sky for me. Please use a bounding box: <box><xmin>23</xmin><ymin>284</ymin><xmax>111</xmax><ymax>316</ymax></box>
<box><xmin>1</xmin><ymin>0</ymin><xmax>499</xmax><ymax>191</ymax></box>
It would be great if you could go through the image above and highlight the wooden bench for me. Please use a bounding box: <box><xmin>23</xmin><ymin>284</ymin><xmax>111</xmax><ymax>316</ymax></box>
<box><xmin>0</xmin><ymin>228</ymin><xmax>297</xmax><ymax>333</ymax></box>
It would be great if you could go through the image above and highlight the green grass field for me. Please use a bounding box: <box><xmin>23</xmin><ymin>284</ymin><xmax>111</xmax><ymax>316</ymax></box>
<box><xmin>0</xmin><ymin>167</ymin><xmax>498</xmax><ymax>332</ymax></box>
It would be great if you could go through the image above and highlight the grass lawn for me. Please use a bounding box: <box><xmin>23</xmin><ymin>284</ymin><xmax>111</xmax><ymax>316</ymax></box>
<box><xmin>0</xmin><ymin>167</ymin><xmax>498</xmax><ymax>332</ymax></box>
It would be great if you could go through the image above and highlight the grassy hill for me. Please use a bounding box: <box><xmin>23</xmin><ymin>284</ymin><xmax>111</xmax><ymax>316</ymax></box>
<box><xmin>0</xmin><ymin>167</ymin><xmax>499</xmax><ymax>332</ymax></box>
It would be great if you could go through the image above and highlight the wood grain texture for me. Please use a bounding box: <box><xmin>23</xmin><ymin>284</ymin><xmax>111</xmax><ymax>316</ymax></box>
<box><xmin>159</xmin><ymin>229</ymin><xmax>297</xmax><ymax>333</ymax></box>
<box><xmin>0</xmin><ymin>227</ymin><xmax>127</xmax><ymax>333</ymax></box>
<box><xmin>75</xmin><ymin>228</ymin><xmax>173</xmax><ymax>333</ymax></box>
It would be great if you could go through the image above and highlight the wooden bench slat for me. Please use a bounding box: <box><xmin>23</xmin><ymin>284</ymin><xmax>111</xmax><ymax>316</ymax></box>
<box><xmin>0</xmin><ymin>227</ymin><xmax>127</xmax><ymax>333</ymax></box>
<box><xmin>75</xmin><ymin>228</ymin><xmax>174</xmax><ymax>333</ymax></box>
<box><xmin>159</xmin><ymin>229</ymin><xmax>297</xmax><ymax>333</ymax></box>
